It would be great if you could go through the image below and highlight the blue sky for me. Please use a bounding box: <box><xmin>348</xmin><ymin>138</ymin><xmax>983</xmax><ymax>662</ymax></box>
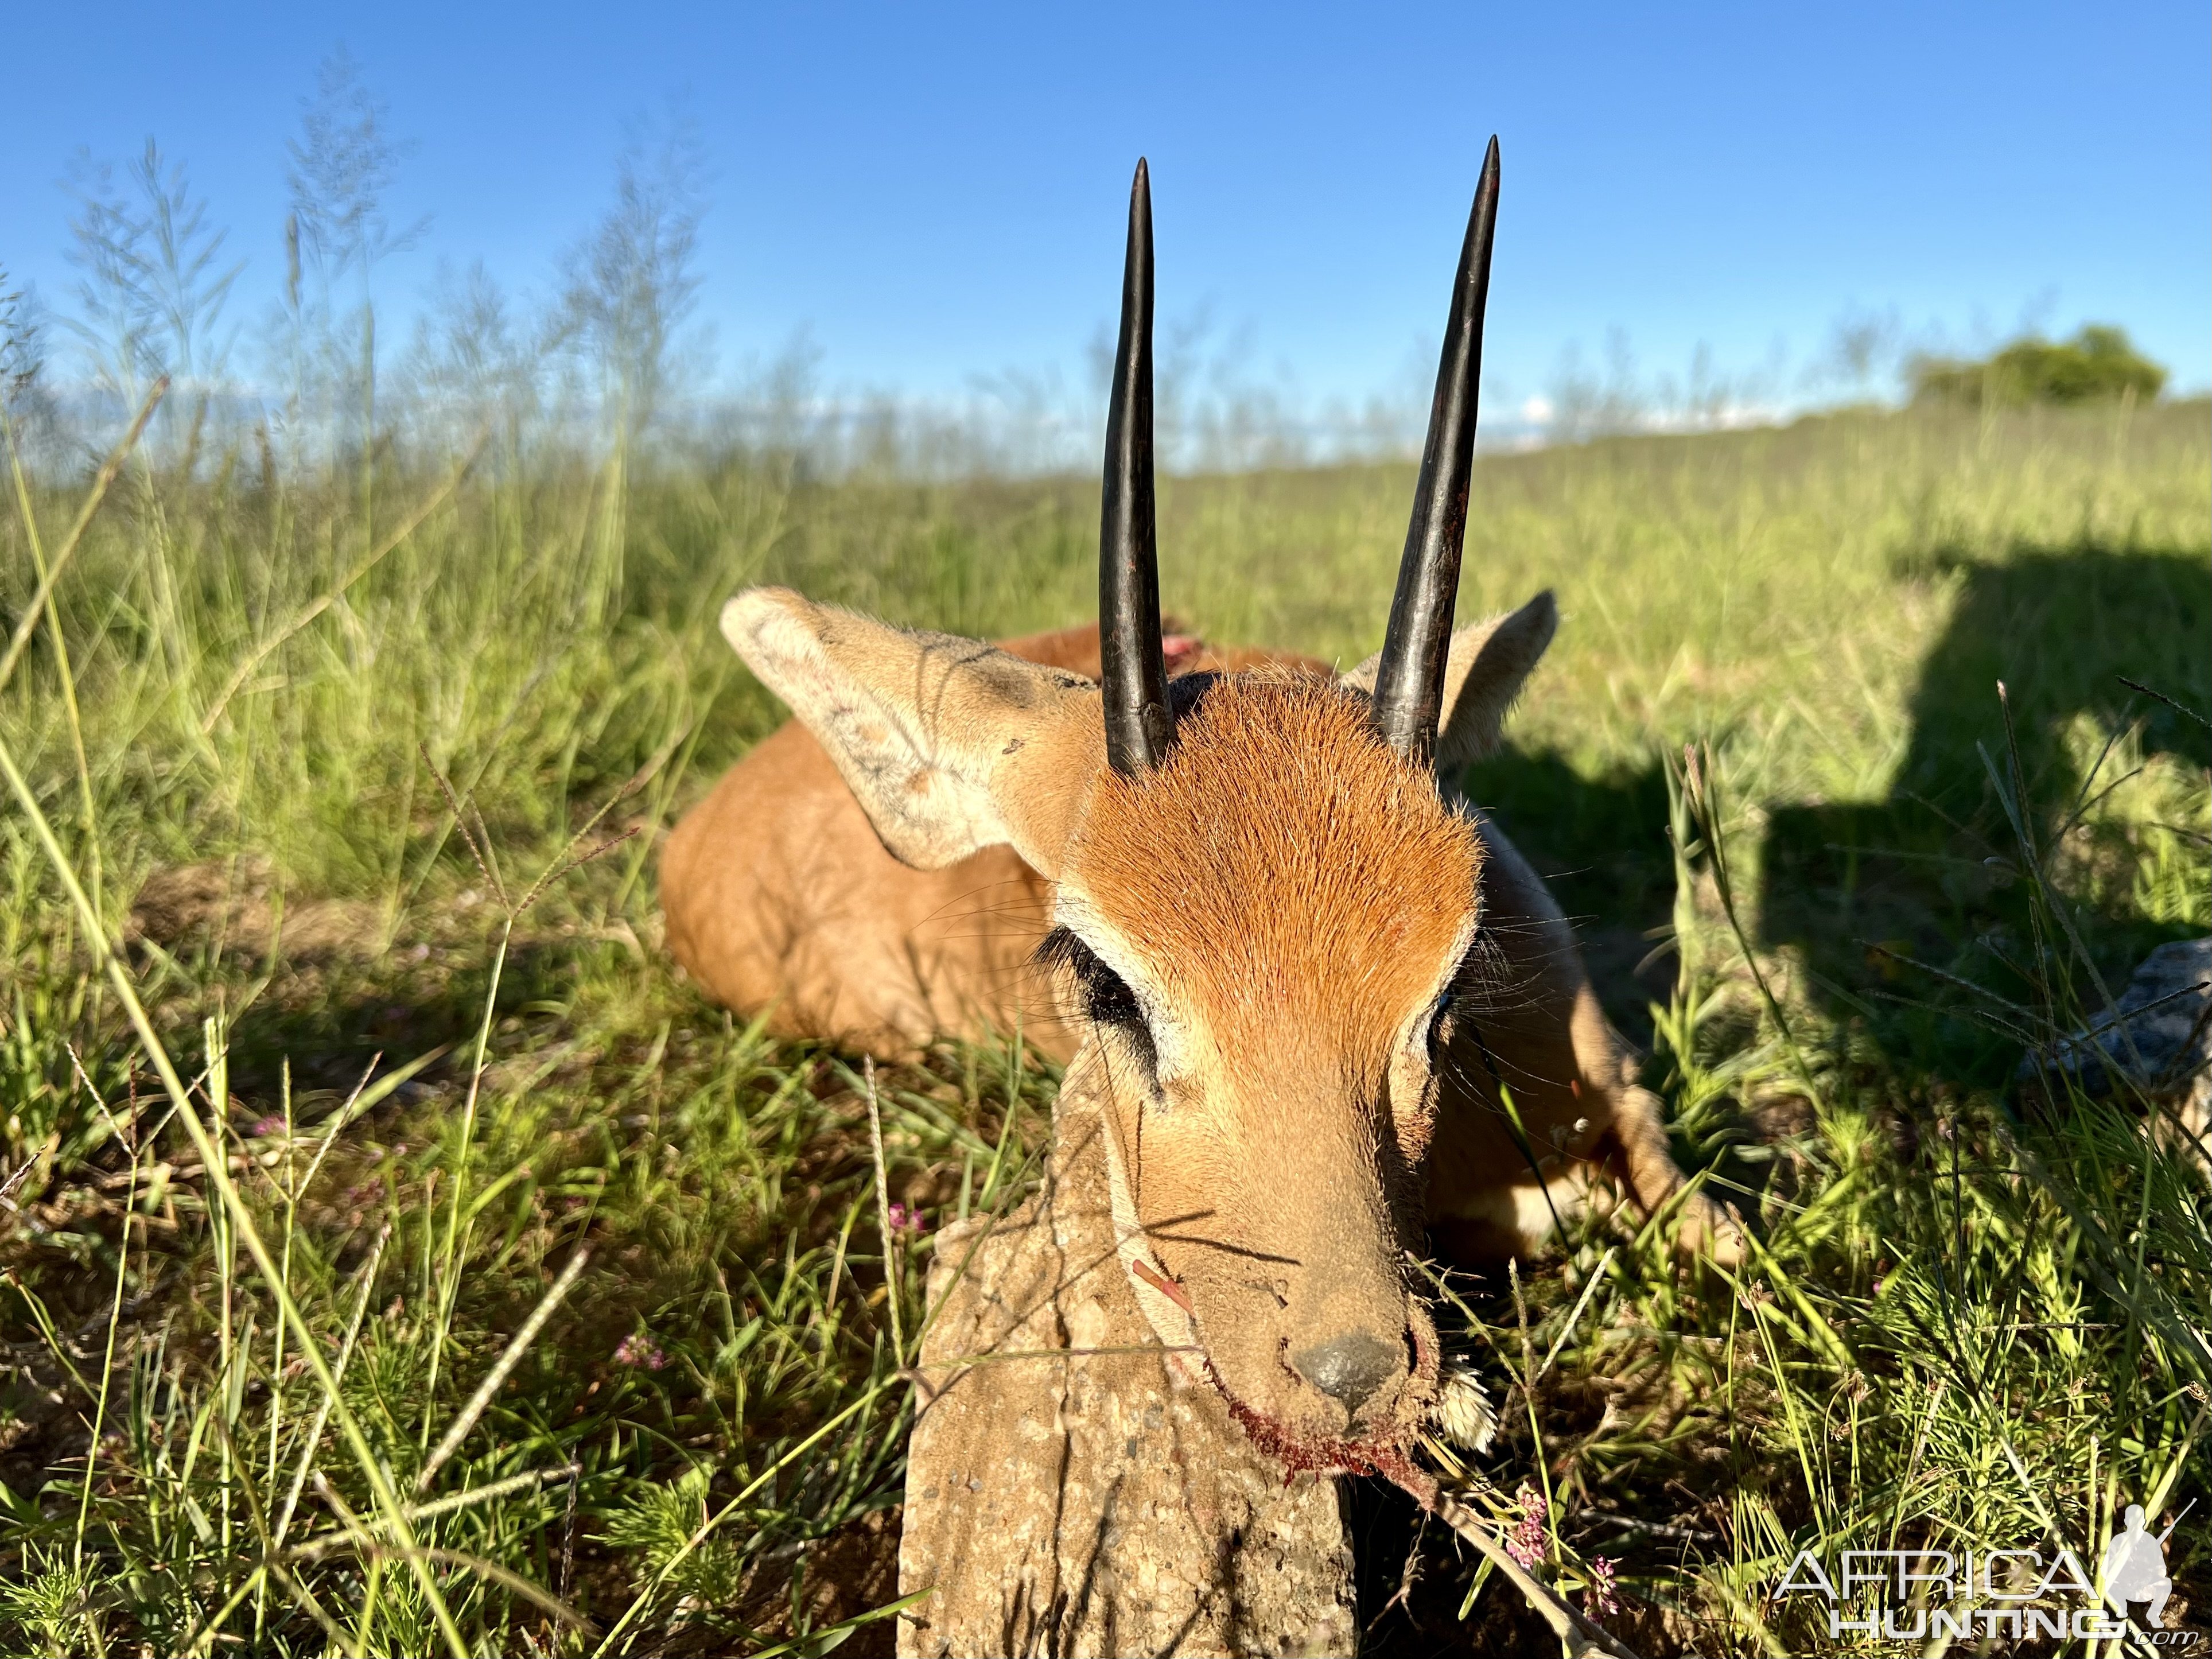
<box><xmin>4</xmin><ymin>1</ymin><xmax>2207</xmax><ymax>428</ymax></box>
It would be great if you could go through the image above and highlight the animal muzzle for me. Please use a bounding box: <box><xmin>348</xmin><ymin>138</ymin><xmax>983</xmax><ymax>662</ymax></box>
<box><xmin>1278</xmin><ymin>1284</ymin><xmax>1435</xmax><ymax>1442</ymax></box>
<box><xmin>1291</xmin><ymin>1329</ymin><xmax>1406</xmax><ymax>1417</ymax></box>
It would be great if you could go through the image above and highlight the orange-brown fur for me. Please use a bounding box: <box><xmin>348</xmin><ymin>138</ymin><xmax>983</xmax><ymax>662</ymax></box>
<box><xmin>662</xmin><ymin>719</ymin><xmax>1056</xmax><ymax>1054</ymax></box>
<box><xmin>662</xmin><ymin>624</ymin><xmax>1322</xmax><ymax>1060</ymax></box>
<box><xmin>1075</xmin><ymin>676</ymin><xmax>1477</xmax><ymax>1075</ymax></box>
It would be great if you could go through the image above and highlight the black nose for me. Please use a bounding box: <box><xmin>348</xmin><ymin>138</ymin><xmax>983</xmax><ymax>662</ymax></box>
<box><xmin>1290</xmin><ymin>1331</ymin><xmax>1402</xmax><ymax>1416</ymax></box>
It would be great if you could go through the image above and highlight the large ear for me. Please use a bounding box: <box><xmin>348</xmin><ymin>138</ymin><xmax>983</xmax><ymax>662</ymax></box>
<box><xmin>721</xmin><ymin>588</ymin><xmax>1101</xmax><ymax>873</ymax></box>
<box><xmin>1343</xmin><ymin>589</ymin><xmax>1556</xmax><ymax>772</ymax></box>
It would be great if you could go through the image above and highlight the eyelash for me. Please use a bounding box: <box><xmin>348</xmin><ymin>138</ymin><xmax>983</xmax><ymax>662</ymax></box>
<box><xmin>1034</xmin><ymin>926</ymin><xmax>1144</xmax><ymax>1028</ymax></box>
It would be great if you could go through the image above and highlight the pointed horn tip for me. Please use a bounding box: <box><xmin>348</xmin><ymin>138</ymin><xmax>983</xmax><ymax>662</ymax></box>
<box><xmin>1369</xmin><ymin>148</ymin><xmax>1503</xmax><ymax>765</ymax></box>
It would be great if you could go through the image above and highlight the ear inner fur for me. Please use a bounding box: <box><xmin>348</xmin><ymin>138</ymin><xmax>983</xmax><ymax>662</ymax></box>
<box><xmin>718</xmin><ymin>586</ymin><xmax>1106</xmax><ymax>876</ymax></box>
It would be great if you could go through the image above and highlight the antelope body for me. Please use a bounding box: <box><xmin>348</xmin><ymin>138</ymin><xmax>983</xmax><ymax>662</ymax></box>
<box><xmin>661</xmin><ymin>147</ymin><xmax>1735</xmax><ymax>1467</ymax></box>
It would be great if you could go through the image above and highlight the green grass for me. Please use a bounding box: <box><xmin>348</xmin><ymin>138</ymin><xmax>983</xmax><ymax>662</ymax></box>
<box><xmin>1</xmin><ymin>396</ymin><xmax>2206</xmax><ymax>1655</ymax></box>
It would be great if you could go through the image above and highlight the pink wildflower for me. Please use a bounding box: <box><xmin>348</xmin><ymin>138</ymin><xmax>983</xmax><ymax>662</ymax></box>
<box><xmin>1506</xmin><ymin>1481</ymin><xmax>1549</xmax><ymax>1568</ymax></box>
<box><xmin>613</xmin><ymin>1332</ymin><xmax>667</xmax><ymax>1371</ymax></box>
<box><xmin>249</xmin><ymin>1115</ymin><xmax>286</xmax><ymax>1138</ymax></box>
<box><xmin>1585</xmin><ymin>1555</ymin><xmax>1619</xmax><ymax>1617</ymax></box>
<box><xmin>886</xmin><ymin>1203</ymin><xmax>928</xmax><ymax>1235</ymax></box>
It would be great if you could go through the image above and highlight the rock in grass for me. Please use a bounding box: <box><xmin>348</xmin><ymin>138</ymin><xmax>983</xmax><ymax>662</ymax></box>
<box><xmin>2022</xmin><ymin>937</ymin><xmax>2212</xmax><ymax>1146</ymax></box>
<box><xmin>896</xmin><ymin>1055</ymin><xmax>1355</xmax><ymax>1658</ymax></box>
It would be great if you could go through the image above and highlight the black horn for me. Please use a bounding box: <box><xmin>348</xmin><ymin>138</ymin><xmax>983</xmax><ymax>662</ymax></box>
<box><xmin>1099</xmin><ymin>158</ymin><xmax>1174</xmax><ymax>775</ymax></box>
<box><xmin>1369</xmin><ymin>136</ymin><xmax>1501</xmax><ymax>767</ymax></box>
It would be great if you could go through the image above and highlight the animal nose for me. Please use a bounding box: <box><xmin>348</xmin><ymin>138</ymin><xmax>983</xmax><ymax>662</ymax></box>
<box><xmin>1290</xmin><ymin>1331</ymin><xmax>1402</xmax><ymax>1416</ymax></box>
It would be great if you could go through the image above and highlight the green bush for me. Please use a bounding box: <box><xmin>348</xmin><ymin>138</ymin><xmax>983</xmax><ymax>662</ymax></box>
<box><xmin>1910</xmin><ymin>323</ymin><xmax>2168</xmax><ymax>406</ymax></box>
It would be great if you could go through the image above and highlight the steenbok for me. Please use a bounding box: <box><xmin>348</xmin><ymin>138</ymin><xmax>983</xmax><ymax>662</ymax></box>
<box><xmin>663</xmin><ymin>142</ymin><xmax>1737</xmax><ymax>1462</ymax></box>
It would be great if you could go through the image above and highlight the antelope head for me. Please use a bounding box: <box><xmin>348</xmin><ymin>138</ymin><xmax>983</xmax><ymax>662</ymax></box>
<box><xmin>720</xmin><ymin>145</ymin><xmax>1552</xmax><ymax>1467</ymax></box>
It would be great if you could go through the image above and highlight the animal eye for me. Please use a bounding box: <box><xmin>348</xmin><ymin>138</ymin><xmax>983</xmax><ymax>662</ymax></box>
<box><xmin>1035</xmin><ymin>927</ymin><xmax>1164</xmax><ymax>1087</ymax></box>
<box><xmin>1035</xmin><ymin>926</ymin><xmax>1144</xmax><ymax>1029</ymax></box>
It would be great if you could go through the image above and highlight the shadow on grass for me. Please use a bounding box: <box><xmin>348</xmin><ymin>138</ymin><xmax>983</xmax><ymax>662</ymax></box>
<box><xmin>1760</xmin><ymin>543</ymin><xmax>2211</xmax><ymax>1080</ymax></box>
<box><xmin>1453</xmin><ymin>544</ymin><xmax>2209</xmax><ymax>1086</ymax></box>
<box><xmin>1353</xmin><ymin>548</ymin><xmax>2209</xmax><ymax>1659</ymax></box>
<box><xmin>193</xmin><ymin>931</ymin><xmax>596</xmax><ymax>1109</ymax></box>
<box><xmin>1453</xmin><ymin>752</ymin><xmax>1678</xmax><ymax>1049</ymax></box>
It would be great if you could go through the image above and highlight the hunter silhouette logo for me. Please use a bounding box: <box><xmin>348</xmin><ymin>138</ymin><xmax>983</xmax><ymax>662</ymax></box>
<box><xmin>2103</xmin><ymin>1502</ymin><xmax>2185</xmax><ymax>1630</ymax></box>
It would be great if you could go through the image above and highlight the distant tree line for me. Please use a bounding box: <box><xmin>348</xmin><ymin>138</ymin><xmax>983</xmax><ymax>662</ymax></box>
<box><xmin>1908</xmin><ymin>324</ymin><xmax>2167</xmax><ymax>407</ymax></box>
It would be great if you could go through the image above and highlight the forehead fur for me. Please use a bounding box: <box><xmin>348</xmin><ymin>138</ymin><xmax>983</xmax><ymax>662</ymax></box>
<box><xmin>1070</xmin><ymin>674</ymin><xmax>1482</xmax><ymax>1073</ymax></box>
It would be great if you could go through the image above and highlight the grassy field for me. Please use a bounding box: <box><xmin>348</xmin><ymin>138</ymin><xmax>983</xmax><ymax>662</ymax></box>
<box><xmin>1</xmin><ymin>395</ymin><xmax>2207</xmax><ymax>1655</ymax></box>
